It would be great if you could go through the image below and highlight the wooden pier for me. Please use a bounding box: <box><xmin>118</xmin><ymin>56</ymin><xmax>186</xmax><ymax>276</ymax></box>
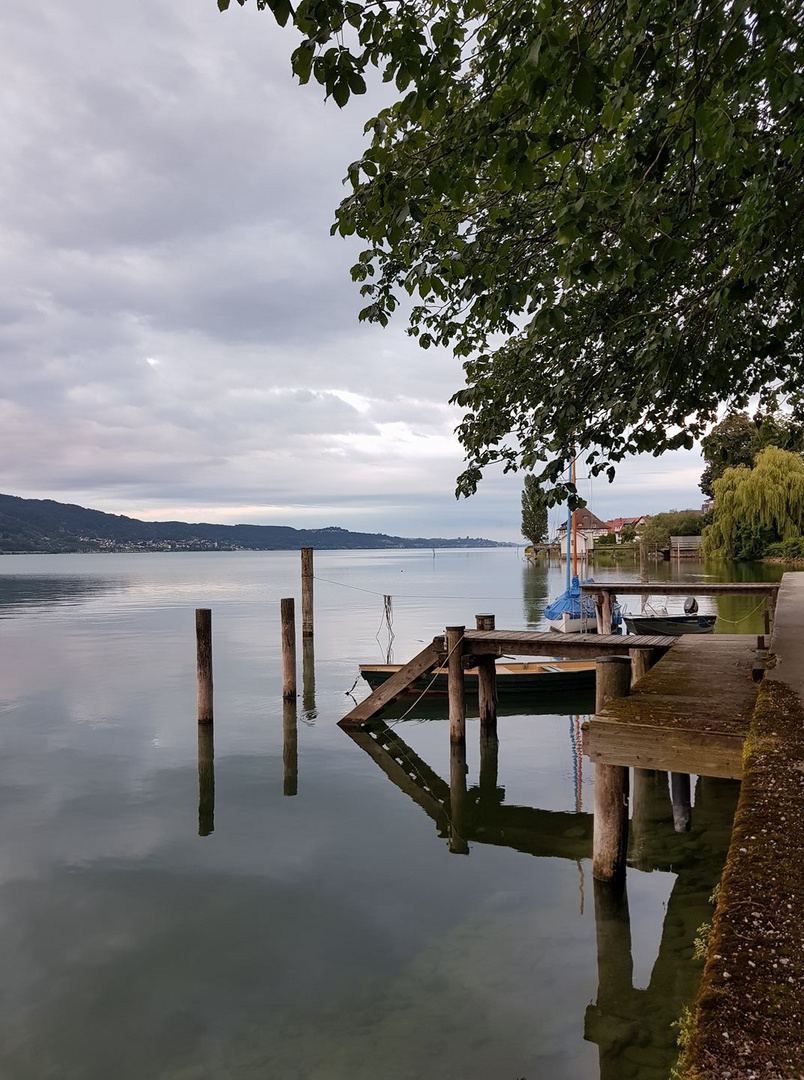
<box><xmin>584</xmin><ymin>635</ymin><xmax>761</xmax><ymax>780</ymax></box>
<box><xmin>340</xmin><ymin>629</ymin><xmax>675</xmax><ymax>727</ymax></box>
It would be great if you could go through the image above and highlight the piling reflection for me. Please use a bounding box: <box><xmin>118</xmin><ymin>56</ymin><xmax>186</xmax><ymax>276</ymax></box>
<box><xmin>342</xmin><ymin>718</ymin><xmax>740</xmax><ymax>1080</ymax></box>
<box><xmin>302</xmin><ymin>637</ymin><xmax>317</xmax><ymax>721</ymax></box>
<box><xmin>283</xmin><ymin>701</ymin><xmax>299</xmax><ymax>797</ymax></box>
<box><xmin>197</xmin><ymin>724</ymin><xmax>215</xmax><ymax>837</ymax></box>
<box><xmin>448</xmin><ymin>739</ymin><xmax>469</xmax><ymax>855</ymax></box>
<box><xmin>671</xmin><ymin>772</ymin><xmax>692</xmax><ymax>832</ymax></box>
<box><xmin>630</xmin><ymin>769</ymin><xmax>674</xmax><ymax>870</ymax></box>
<box><xmin>478</xmin><ymin>720</ymin><xmax>499</xmax><ymax>806</ymax></box>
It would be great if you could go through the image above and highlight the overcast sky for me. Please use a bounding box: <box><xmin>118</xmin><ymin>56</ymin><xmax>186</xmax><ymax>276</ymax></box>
<box><xmin>0</xmin><ymin>1</ymin><xmax>707</xmax><ymax>541</ymax></box>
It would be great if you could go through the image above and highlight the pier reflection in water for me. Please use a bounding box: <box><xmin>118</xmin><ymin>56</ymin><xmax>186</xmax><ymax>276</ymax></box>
<box><xmin>340</xmin><ymin>708</ymin><xmax>738</xmax><ymax>1080</ymax></box>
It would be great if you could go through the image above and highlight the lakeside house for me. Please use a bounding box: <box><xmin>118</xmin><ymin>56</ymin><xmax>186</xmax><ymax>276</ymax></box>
<box><xmin>603</xmin><ymin>515</ymin><xmax>651</xmax><ymax>542</ymax></box>
<box><xmin>555</xmin><ymin>508</ymin><xmax>610</xmax><ymax>557</ymax></box>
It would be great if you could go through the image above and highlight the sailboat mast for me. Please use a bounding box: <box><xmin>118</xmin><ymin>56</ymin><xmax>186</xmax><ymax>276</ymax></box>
<box><xmin>571</xmin><ymin>457</ymin><xmax>578</xmax><ymax>579</ymax></box>
<box><xmin>565</xmin><ymin>462</ymin><xmax>572</xmax><ymax>591</ymax></box>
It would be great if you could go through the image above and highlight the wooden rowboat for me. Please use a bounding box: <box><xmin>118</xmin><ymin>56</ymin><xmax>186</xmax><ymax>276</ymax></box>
<box><xmin>359</xmin><ymin>659</ymin><xmax>596</xmax><ymax>695</ymax></box>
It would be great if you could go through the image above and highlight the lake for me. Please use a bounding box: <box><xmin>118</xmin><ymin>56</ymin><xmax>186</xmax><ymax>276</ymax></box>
<box><xmin>0</xmin><ymin>550</ymin><xmax>782</xmax><ymax>1079</ymax></box>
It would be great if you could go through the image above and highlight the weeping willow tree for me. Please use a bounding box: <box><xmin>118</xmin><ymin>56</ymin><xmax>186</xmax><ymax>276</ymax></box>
<box><xmin>703</xmin><ymin>447</ymin><xmax>804</xmax><ymax>560</ymax></box>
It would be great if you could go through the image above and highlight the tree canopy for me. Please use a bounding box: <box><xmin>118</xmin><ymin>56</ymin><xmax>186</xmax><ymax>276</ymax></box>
<box><xmin>521</xmin><ymin>473</ymin><xmax>548</xmax><ymax>545</ymax></box>
<box><xmin>702</xmin><ymin>446</ymin><xmax>804</xmax><ymax>559</ymax></box>
<box><xmin>220</xmin><ymin>0</ymin><xmax>804</xmax><ymax>504</ymax></box>
<box><xmin>640</xmin><ymin>509</ymin><xmax>706</xmax><ymax>549</ymax></box>
<box><xmin>699</xmin><ymin>409</ymin><xmax>804</xmax><ymax>497</ymax></box>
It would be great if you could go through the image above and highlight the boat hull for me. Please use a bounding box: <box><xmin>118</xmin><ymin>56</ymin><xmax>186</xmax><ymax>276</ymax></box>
<box><xmin>359</xmin><ymin>660</ymin><xmax>596</xmax><ymax>696</ymax></box>
<box><xmin>624</xmin><ymin>614</ymin><xmax>716</xmax><ymax>636</ymax></box>
<box><xmin>546</xmin><ymin>613</ymin><xmax>599</xmax><ymax>634</ymax></box>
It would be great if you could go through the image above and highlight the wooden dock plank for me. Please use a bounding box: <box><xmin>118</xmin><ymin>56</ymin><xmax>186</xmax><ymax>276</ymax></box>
<box><xmin>463</xmin><ymin>629</ymin><xmax>674</xmax><ymax>660</ymax></box>
<box><xmin>584</xmin><ymin>635</ymin><xmax>758</xmax><ymax>778</ymax></box>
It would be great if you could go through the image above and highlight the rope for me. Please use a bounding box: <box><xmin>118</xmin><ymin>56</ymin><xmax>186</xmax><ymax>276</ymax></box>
<box><xmin>715</xmin><ymin>599</ymin><xmax>769</xmax><ymax>626</ymax></box>
<box><xmin>313</xmin><ymin>574</ymin><xmax>526</xmax><ymax>601</ymax></box>
<box><xmin>388</xmin><ymin>631</ymin><xmax>467</xmax><ymax>725</ymax></box>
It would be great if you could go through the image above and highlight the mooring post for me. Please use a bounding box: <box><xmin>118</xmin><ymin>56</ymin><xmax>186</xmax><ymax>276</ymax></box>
<box><xmin>196</xmin><ymin>608</ymin><xmax>213</xmax><ymax>724</ymax></box>
<box><xmin>475</xmin><ymin>614</ymin><xmax>498</xmax><ymax>730</ymax></box>
<box><xmin>629</xmin><ymin>647</ymin><xmax>655</xmax><ymax>687</ymax></box>
<box><xmin>764</xmin><ymin>602</ymin><xmax>771</xmax><ymax>638</ymax></box>
<box><xmin>446</xmin><ymin>625</ymin><xmax>466</xmax><ymax>744</ymax></box>
<box><xmin>281</xmin><ymin>597</ymin><xmax>297</xmax><ymax>700</ymax></box>
<box><xmin>300</xmin><ymin>547</ymin><xmax>314</xmax><ymax>637</ymax></box>
<box><xmin>197</xmin><ymin>723</ymin><xmax>215</xmax><ymax>837</ymax></box>
<box><xmin>594</xmin><ymin>591</ymin><xmax>613</xmax><ymax>635</ymax></box>
<box><xmin>670</xmin><ymin>772</ymin><xmax>692</xmax><ymax>833</ymax></box>
<box><xmin>283</xmin><ymin>700</ymin><xmax>298</xmax><ymax>797</ymax></box>
<box><xmin>593</xmin><ymin>655</ymin><xmax>631</xmax><ymax>882</ymax></box>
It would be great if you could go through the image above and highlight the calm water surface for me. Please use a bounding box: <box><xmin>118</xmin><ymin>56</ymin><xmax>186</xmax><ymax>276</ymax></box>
<box><xmin>0</xmin><ymin>551</ymin><xmax>782</xmax><ymax>1079</ymax></box>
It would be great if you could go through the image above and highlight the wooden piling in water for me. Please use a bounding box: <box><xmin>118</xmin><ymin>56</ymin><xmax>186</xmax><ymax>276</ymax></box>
<box><xmin>593</xmin><ymin>655</ymin><xmax>631</xmax><ymax>882</ymax></box>
<box><xmin>629</xmin><ymin>646</ymin><xmax>656</xmax><ymax>687</ymax></box>
<box><xmin>446</xmin><ymin>625</ymin><xmax>466</xmax><ymax>744</ymax></box>
<box><xmin>196</xmin><ymin>608</ymin><xmax>213</xmax><ymax>724</ymax></box>
<box><xmin>301</xmin><ymin>547</ymin><xmax>314</xmax><ymax>637</ymax></box>
<box><xmin>475</xmin><ymin>614</ymin><xmax>498</xmax><ymax>731</ymax></box>
<box><xmin>281</xmin><ymin>597</ymin><xmax>297</xmax><ymax>700</ymax></box>
<box><xmin>595</xmin><ymin>592</ymin><xmax>614</xmax><ymax>635</ymax></box>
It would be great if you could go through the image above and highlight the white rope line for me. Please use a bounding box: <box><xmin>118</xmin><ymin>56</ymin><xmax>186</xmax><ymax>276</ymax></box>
<box><xmin>314</xmin><ymin>574</ymin><xmax>526</xmax><ymax>601</ymax></box>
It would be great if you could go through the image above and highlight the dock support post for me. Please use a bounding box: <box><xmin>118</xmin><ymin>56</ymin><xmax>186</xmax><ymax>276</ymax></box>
<box><xmin>593</xmin><ymin>656</ymin><xmax>631</xmax><ymax>882</ymax></box>
<box><xmin>283</xmin><ymin>700</ymin><xmax>298</xmax><ymax>796</ymax></box>
<box><xmin>670</xmin><ymin>772</ymin><xmax>692</xmax><ymax>833</ymax></box>
<box><xmin>301</xmin><ymin>547</ymin><xmax>314</xmax><ymax>637</ymax></box>
<box><xmin>476</xmin><ymin>615</ymin><xmax>499</xmax><ymax>806</ymax></box>
<box><xmin>446</xmin><ymin>625</ymin><xmax>466</xmax><ymax>744</ymax></box>
<box><xmin>475</xmin><ymin>614</ymin><xmax>498</xmax><ymax>730</ymax></box>
<box><xmin>629</xmin><ymin>647</ymin><xmax>655</xmax><ymax>687</ymax></box>
<box><xmin>197</xmin><ymin>724</ymin><xmax>215</xmax><ymax>836</ymax></box>
<box><xmin>595</xmin><ymin>592</ymin><xmax>613</xmax><ymax>635</ymax></box>
<box><xmin>281</xmin><ymin>597</ymin><xmax>297</xmax><ymax>700</ymax></box>
<box><xmin>196</xmin><ymin>608</ymin><xmax>213</xmax><ymax>725</ymax></box>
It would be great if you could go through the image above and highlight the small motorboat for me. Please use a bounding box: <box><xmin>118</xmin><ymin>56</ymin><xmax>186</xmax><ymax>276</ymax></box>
<box><xmin>623</xmin><ymin>614</ymin><xmax>716</xmax><ymax>635</ymax></box>
<box><xmin>359</xmin><ymin>659</ymin><xmax>596</xmax><ymax>695</ymax></box>
<box><xmin>624</xmin><ymin>595</ymin><xmax>715</xmax><ymax>635</ymax></box>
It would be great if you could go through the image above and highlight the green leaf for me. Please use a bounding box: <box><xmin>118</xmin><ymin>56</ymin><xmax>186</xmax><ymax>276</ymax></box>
<box><xmin>332</xmin><ymin>79</ymin><xmax>350</xmax><ymax>108</ymax></box>
<box><xmin>572</xmin><ymin>61</ymin><xmax>596</xmax><ymax>108</ymax></box>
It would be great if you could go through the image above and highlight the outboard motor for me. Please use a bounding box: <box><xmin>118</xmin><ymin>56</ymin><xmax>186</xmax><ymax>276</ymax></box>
<box><xmin>684</xmin><ymin>596</ymin><xmax>699</xmax><ymax>614</ymax></box>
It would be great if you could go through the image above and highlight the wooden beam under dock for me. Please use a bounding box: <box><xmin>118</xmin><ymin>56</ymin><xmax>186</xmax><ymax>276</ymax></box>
<box><xmin>579</xmin><ymin>581</ymin><xmax>779</xmax><ymax>598</ymax></box>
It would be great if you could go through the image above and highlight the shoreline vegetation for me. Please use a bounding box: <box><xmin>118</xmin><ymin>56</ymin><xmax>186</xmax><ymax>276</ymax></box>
<box><xmin>0</xmin><ymin>493</ymin><xmax>513</xmax><ymax>555</ymax></box>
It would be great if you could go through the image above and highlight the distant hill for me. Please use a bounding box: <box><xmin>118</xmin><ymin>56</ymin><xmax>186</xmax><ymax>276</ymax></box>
<box><xmin>0</xmin><ymin>493</ymin><xmax>512</xmax><ymax>554</ymax></box>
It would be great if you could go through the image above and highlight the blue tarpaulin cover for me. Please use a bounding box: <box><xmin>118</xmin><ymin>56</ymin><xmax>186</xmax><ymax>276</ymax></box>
<box><xmin>544</xmin><ymin>576</ymin><xmax>622</xmax><ymax>626</ymax></box>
